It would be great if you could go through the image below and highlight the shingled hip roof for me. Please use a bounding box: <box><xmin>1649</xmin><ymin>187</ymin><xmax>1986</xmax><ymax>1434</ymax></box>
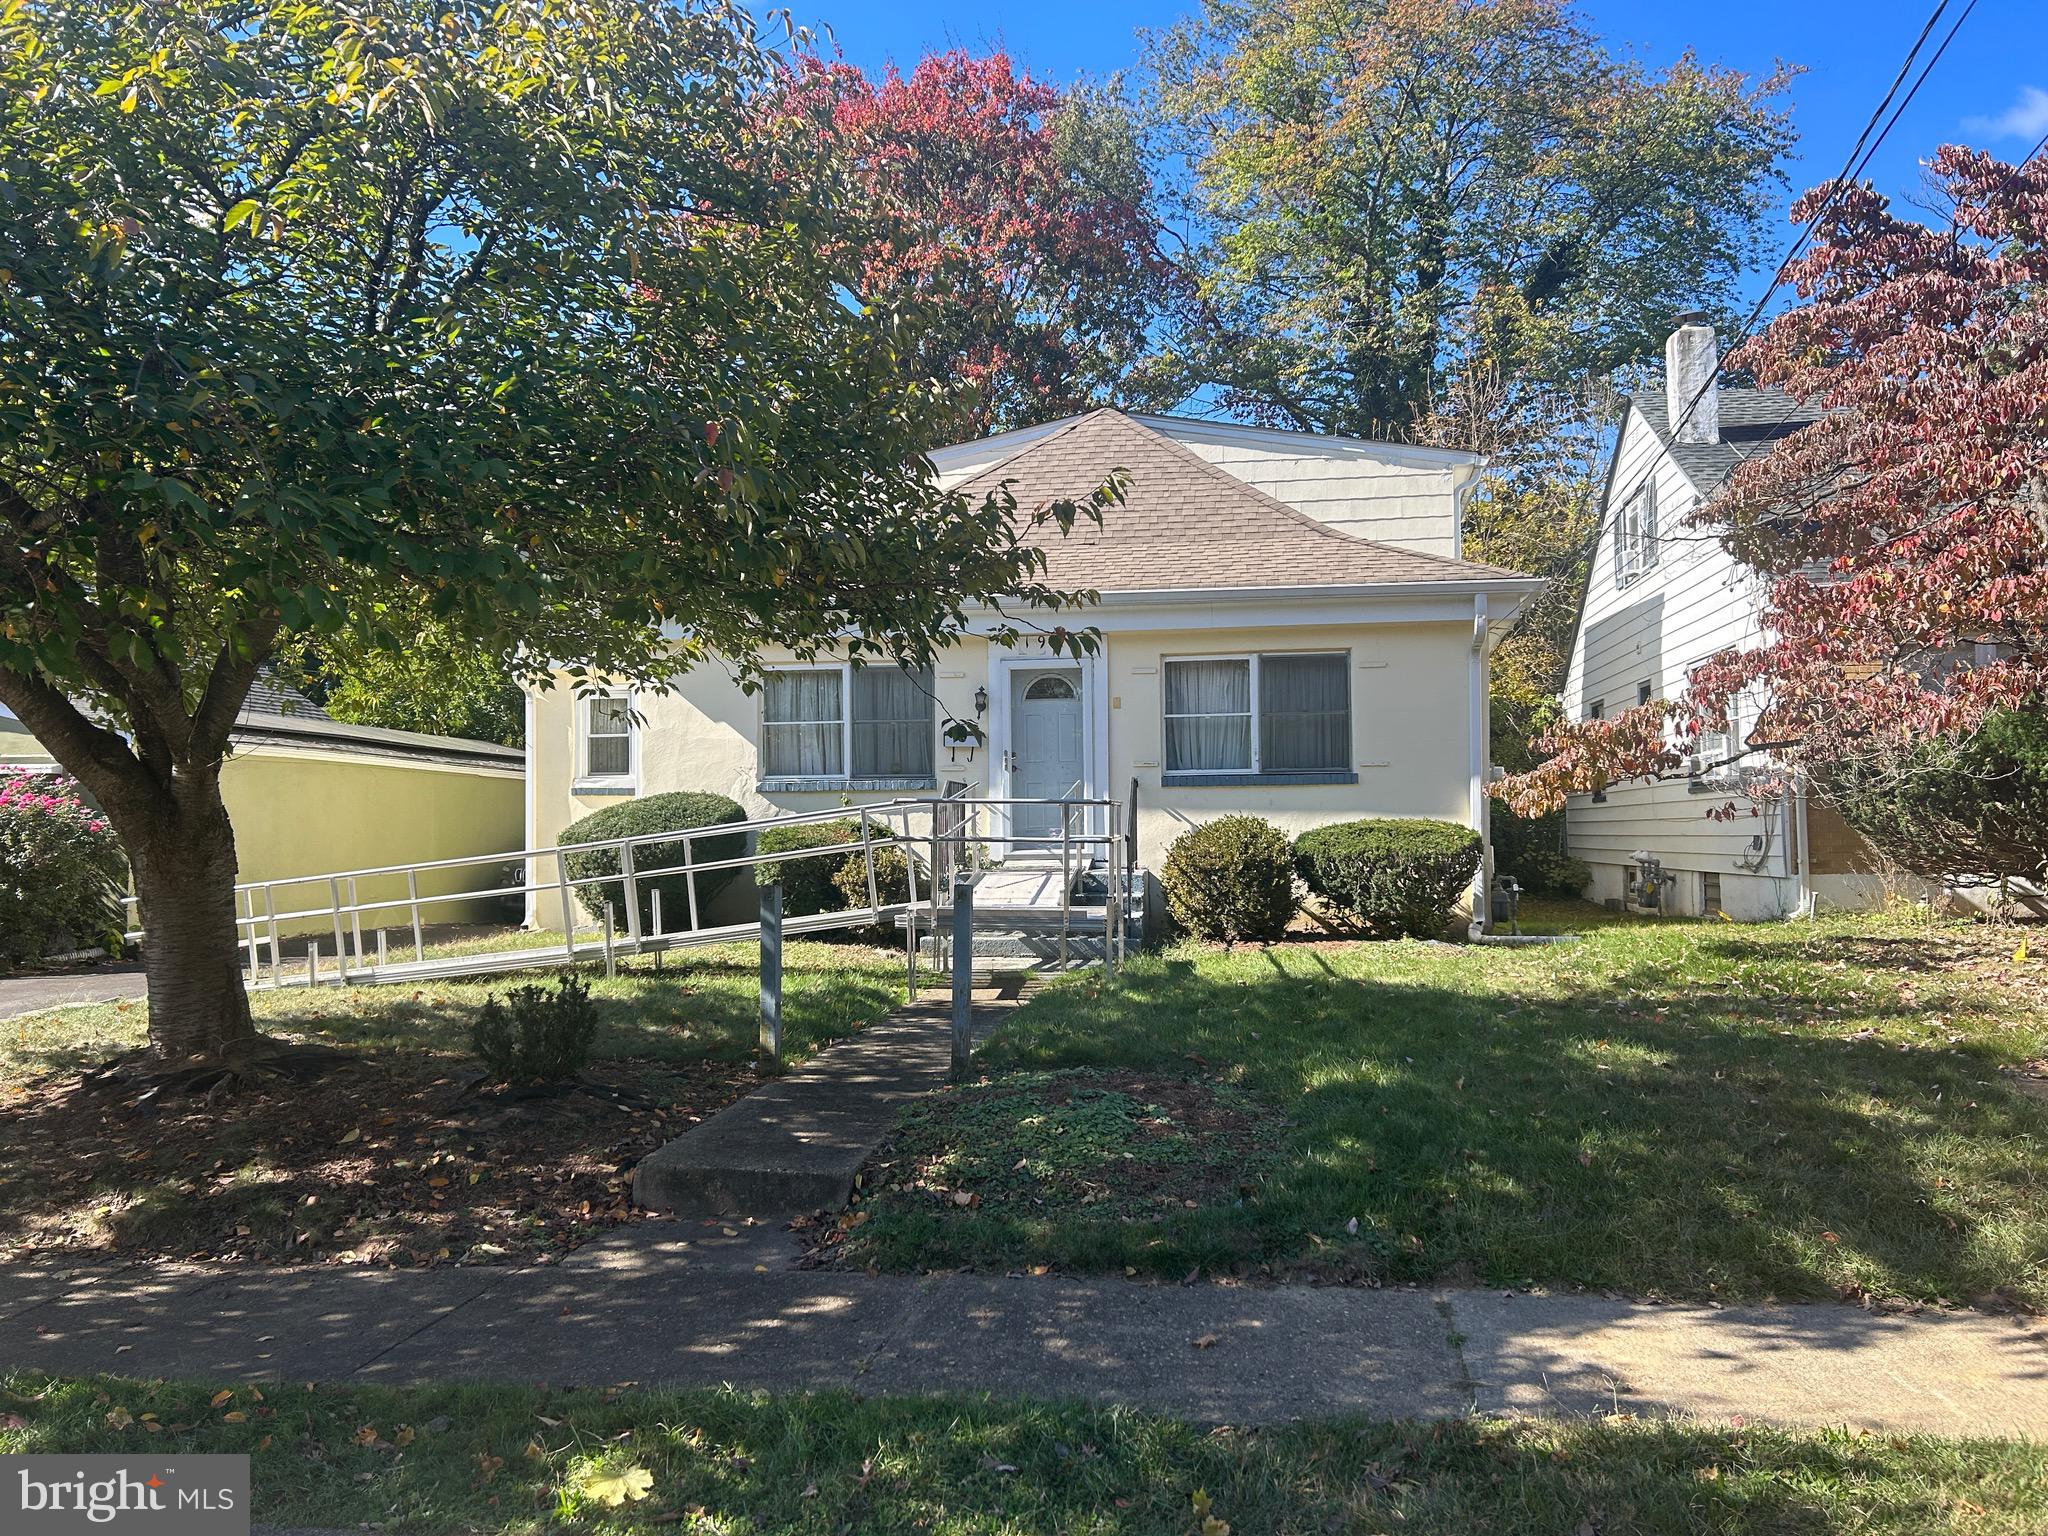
<box><xmin>946</xmin><ymin>409</ymin><xmax>1536</xmax><ymax>595</ymax></box>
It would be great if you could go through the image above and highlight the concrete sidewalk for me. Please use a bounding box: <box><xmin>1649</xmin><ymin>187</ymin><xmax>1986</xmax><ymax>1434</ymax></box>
<box><xmin>5</xmin><ymin>1229</ymin><xmax>2045</xmax><ymax>1437</ymax></box>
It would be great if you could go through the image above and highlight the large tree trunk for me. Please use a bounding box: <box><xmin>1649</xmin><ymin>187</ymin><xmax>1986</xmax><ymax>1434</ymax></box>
<box><xmin>108</xmin><ymin>765</ymin><xmax>257</xmax><ymax>1060</ymax></box>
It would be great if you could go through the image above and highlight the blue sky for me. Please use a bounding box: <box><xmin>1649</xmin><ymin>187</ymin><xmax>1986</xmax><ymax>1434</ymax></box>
<box><xmin>782</xmin><ymin>0</ymin><xmax>2048</xmax><ymax>308</ymax></box>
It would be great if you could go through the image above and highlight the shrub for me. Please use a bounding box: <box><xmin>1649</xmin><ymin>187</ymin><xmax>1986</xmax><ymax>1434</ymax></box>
<box><xmin>470</xmin><ymin>974</ymin><xmax>598</xmax><ymax>1082</ymax></box>
<box><xmin>560</xmin><ymin>791</ymin><xmax>747</xmax><ymax>932</ymax></box>
<box><xmin>1491</xmin><ymin>806</ymin><xmax>1592</xmax><ymax>896</ymax></box>
<box><xmin>1295</xmin><ymin>818</ymin><xmax>1482</xmax><ymax>939</ymax></box>
<box><xmin>1823</xmin><ymin>709</ymin><xmax>2048</xmax><ymax>885</ymax></box>
<box><xmin>755</xmin><ymin>819</ymin><xmax>860</xmax><ymax>916</ymax></box>
<box><xmin>0</xmin><ymin>770</ymin><xmax>127</xmax><ymax>967</ymax></box>
<box><xmin>1160</xmin><ymin>815</ymin><xmax>1297</xmax><ymax>945</ymax></box>
<box><xmin>830</xmin><ymin>841</ymin><xmax>923</xmax><ymax>912</ymax></box>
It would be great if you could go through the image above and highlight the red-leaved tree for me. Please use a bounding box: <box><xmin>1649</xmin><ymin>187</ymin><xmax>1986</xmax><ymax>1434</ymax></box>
<box><xmin>772</xmin><ymin>49</ymin><xmax>1188</xmax><ymax>435</ymax></box>
<box><xmin>1499</xmin><ymin>143</ymin><xmax>2048</xmax><ymax>817</ymax></box>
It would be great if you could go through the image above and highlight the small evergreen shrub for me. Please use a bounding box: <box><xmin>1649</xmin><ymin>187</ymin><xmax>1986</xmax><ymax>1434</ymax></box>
<box><xmin>1160</xmin><ymin>815</ymin><xmax>1297</xmax><ymax>945</ymax></box>
<box><xmin>1295</xmin><ymin>818</ymin><xmax>1482</xmax><ymax>939</ymax></box>
<box><xmin>755</xmin><ymin>819</ymin><xmax>860</xmax><ymax>916</ymax></box>
<box><xmin>471</xmin><ymin>974</ymin><xmax>598</xmax><ymax>1082</ymax></box>
<box><xmin>1491</xmin><ymin>806</ymin><xmax>1593</xmax><ymax>896</ymax></box>
<box><xmin>829</xmin><ymin>840</ymin><xmax>922</xmax><ymax>912</ymax></box>
<box><xmin>560</xmin><ymin>791</ymin><xmax>747</xmax><ymax>931</ymax></box>
<box><xmin>0</xmin><ymin>770</ymin><xmax>127</xmax><ymax>967</ymax></box>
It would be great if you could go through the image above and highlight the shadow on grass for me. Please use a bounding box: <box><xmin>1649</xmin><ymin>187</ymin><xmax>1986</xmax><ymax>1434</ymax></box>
<box><xmin>851</xmin><ymin>932</ymin><xmax>2048</xmax><ymax>1305</ymax></box>
<box><xmin>5</xmin><ymin>1375</ymin><xmax>2044</xmax><ymax>1534</ymax></box>
<box><xmin>0</xmin><ymin>945</ymin><xmax>913</xmax><ymax>1264</ymax></box>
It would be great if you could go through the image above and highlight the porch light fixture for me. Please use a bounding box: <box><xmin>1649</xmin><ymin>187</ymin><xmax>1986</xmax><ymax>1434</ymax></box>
<box><xmin>973</xmin><ymin>685</ymin><xmax>988</xmax><ymax>717</ymax></box>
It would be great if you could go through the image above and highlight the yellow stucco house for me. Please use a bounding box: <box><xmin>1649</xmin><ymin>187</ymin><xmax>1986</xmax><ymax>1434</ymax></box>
<box><xmin>524</xmin><ymin>409</ymin><xmax>1544</xmax><ymax>929</ymax></box>
<box><xmin>3</xmin><ymin>681</ymin><xmax>523</xmax><ymax>935</ymax></box>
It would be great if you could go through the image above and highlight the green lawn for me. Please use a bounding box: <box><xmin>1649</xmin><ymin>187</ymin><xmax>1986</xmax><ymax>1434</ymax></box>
<box><xmin>0</xmin><ymin>940</ymin><xmax>916</xmax><ymax>1092</ymax></box>
<box><xmin>837</xmin><ymin>910</ymin><xmax>2048</xmax><ymax>1307</ymax></box>
<box><xmin>4</xmin><ymin>1375</ymin><xmax>2042</xmax><ymax>1535</ymax></box>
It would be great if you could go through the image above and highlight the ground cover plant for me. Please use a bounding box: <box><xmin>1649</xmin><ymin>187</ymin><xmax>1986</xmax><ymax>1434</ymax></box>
<box><xmin>0</xmin><ymin>943</ymin><xmax>915</xmax><ymax>1268</ymax></box>
<box><xmin>805</xmin><ymin>1069</ymin><xmax>1281</xmax><ymax>1264</ymax></box>
<box><xmin>3</xmin><ymin>1374</ymin><xmax>2043</xmax><ymax>1535</ymax></box>
<box><xmin>829</xmin><ymin>908</ymin><xmax>2048</xmax><ymax>1307</ymax></box>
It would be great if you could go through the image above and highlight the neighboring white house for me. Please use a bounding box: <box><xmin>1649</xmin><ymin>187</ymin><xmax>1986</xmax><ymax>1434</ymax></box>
<box><xmin>524</xmin><ymin>408</ymin><xmax>1545</xmax><ymax>929</ymax></box>
<box><xmin>1561</xmin><ymin>315</ymin><xmax>1883</xmax><ymax>919</ymax></box>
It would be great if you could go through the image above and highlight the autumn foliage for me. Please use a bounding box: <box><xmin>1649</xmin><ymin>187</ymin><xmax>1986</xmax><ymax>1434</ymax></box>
<box><xmin>773</xmin><ymin>49</ymin><xmax>1184</xmax><ymax>435</ymax></box>
<box><xmin>1500</xmin><ymin>144</ymin><xmax>2048</xmax><ymax>817</ymax></box>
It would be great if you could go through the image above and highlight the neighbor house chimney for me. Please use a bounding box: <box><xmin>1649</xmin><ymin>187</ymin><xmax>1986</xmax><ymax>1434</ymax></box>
<box><xmin>1665</xmin><ymin>310</ymin><xmax>1720</xmax><ymax>446</ymax></box>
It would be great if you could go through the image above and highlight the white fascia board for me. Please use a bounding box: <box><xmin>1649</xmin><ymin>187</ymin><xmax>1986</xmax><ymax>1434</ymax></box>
<box><xmin>1132</xmin><ymin>413</ymin><xmax>1487</xmax><ymax>472</ymax></box>
<box><xmin>963</xmin><ymin>578</ymin><xmax>1543</xmax><ymax>633</ymax></box>
<box><xmin>926</xmin><ymin>415</ymin><xmax>1085</xmax><ymax>478</ymax></box>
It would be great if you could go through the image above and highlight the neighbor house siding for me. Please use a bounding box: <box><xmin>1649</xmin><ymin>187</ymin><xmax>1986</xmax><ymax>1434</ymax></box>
<box><xmin>1562</xmin><ymin>405</ymin><xmax>1797</xmax><ymax>917</ymax></box>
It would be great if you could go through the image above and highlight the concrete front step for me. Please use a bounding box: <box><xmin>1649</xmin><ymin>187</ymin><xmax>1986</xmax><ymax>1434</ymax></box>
<box><xmin>630</xmin><ymin>981</ymin><xmax>1030</xmax><ymax>1218</ymax></box>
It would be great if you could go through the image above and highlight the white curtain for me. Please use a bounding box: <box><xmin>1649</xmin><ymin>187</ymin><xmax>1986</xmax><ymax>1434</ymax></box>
<box><xmin>1260</xmin><ymin>654</ymin><xmax>1348</xmax><ymax>771</ymax></box>
<box><xmin>1164</xmin><ymin>659</ymin><xmax>1252</xmax><ymax>771</ymax></box>
<box><xmin>584</xmin><ymin>697</ymin><xmax>631</xmax><ymax>777</ymax></box>
<box><xmin>852</xmin><ymin>665</ymin><xmax>933</xmax><ymax>777</ymax></box>
<box><xmin>762</xmin><ymin>669</ymin><xmax>843</xmax><ymax>776</ymax></box>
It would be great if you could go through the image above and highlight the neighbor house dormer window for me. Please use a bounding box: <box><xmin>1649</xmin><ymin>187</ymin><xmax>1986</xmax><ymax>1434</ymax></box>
<box><xmin>1616</xmin><ymin>482</ymin><xmax>1659</xmax><ymax>587</ymax></box>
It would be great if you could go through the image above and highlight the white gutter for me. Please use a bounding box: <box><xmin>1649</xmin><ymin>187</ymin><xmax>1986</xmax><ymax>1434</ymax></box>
<box><xmin>1468</xmin><ymin>593</ymin><xmax>1492</xmax><ymax>931</ymax></box>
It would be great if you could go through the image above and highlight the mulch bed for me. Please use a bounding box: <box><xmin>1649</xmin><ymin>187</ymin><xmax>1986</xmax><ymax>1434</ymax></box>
<box><xmin>0</xmin><ymin>1052</ymin><xmax>761</xmax><ymax>1269</ymax></box>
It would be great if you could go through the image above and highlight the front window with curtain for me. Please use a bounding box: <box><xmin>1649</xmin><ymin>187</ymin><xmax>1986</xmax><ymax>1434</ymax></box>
<box><xmin>761</xmin><ymin>663</ymin><xmax>934</xmax><ymax>781</ymax></box>
<box><xmin>1163</xmin><ymin>653</ymin><xmax>1349</xmax><ymax>776</ymax></box>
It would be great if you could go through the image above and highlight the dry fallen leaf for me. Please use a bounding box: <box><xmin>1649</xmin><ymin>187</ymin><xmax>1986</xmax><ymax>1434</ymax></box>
<box><xmin>573</xmin><ymin>1464</ymin><xmax>653</xmax><ymax>1507</ymax></box>
<box><xmin>1192</xmin><ymin>1333</ymin><xmax>1220</xmax><ymax>1350</ymax></box>
<box><xmin>209</xmin><ymin>1389</ymin><xmax>233</xmax><ymax>1408</ymax></box>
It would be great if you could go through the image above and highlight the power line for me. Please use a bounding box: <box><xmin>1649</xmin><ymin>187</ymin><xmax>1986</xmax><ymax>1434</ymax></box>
<box><xmin>1561</xmin><ymin>0</ymin><xmax>1989</xmax><ymax>710</ymax></box>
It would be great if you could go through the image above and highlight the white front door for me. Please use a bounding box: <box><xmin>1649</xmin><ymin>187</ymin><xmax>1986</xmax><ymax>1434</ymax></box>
<box><xmin>1008</xmin><ymin>667</ymin><xmax>1084</xmax><ymax>845</ymax></box>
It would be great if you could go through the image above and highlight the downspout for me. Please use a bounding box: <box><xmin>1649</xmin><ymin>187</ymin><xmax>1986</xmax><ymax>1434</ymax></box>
<box><xmin>522</xmin><ymin>686</ymin><xmax>539</xmax><ymax>931</ymax></box>
<box><xmin>1794</xmin><ymin>769</ymin><xmax>1815</xmax><ymax>919</ymax></box>
<box><xmin>1469</xmin><ymin>593</ymin><xmax>1490</xmax><ymax>935</ymax></box>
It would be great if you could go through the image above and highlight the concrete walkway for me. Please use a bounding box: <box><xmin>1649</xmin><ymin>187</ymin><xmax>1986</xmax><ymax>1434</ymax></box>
<box><xmin>4</xmin><ymin>1232</ymin><xmax>2044</xmax><ymax>1436</ymax></box>
<box><xmin>632</xmin><ymin>982</ymin><xmax>1029</xmax><ymax>1216</ymax></box>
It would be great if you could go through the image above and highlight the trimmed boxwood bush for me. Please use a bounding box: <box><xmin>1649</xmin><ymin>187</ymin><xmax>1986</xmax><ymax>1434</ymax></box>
<box><xmin>755</xmin><ymin>818</ymin><xmax>860</xmax><ymax>917</ymax></box>
<box><xmin>1160</xmin><ymin>815</ymin><xmax>1297</xmax><ymax>945</ymax></box>
<box><xmin>1294</xmin><ymin>817</ymin><xmax>1482</xmax><ymax>939</ymax></box>
<box><xmin>560</xmin><ymin>791</ymin><xmax>747</xmax><ymax>931</ymax></box>
<box><xmin>0</xmin><ymin>770</ymin><xmax>127</xmax><ymax>966</ymax></box>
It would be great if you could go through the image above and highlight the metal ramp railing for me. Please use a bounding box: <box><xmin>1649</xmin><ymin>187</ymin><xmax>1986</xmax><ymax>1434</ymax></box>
<box><xmin>121</xmin><ymin>792</ymin><xmax>1132</xmax><ymax>993</ymax></box>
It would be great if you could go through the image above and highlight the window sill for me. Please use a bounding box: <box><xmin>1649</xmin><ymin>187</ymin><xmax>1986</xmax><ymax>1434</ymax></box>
<box><xmin>757</xmin><ymin>776</ymin><xmax>937</xmax><ymax>794</ymax></box>
<box><xmin>571</xmin><ymin>779</ymin><xmax>637</xmax><ymax>797</ymax></box>
<box><xmin>1161</xmin><ymin>770</ymin><xmax>1358</xmax><ymax>788</ymax></box>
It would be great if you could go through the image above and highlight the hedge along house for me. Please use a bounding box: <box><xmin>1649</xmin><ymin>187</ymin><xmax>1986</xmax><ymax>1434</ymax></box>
<box><xmin>523</xmin><ymin>409</ymin><xmax>1544</xmax><ymax>930</ymax></box>
<box><xmin>2</xmin><ymin>679</ymin><xmax>524</xmax><ymax>939</ymax></box>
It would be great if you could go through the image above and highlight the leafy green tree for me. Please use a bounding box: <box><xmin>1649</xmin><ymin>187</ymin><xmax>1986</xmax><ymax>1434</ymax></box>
<box><xmin>0</xmin><ymin>0</ymin><xmax>1103</xmax><ymax>1067</ymax></box>
<box><xmin>276</xmin><ymin>608</ymin><xmax>525</xmax><ymax>746</ymax></box>
<box><xmin>1145</xmin><ymin>0</ymin><xmax>1794</xmax><ymax>440</ymax></box>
